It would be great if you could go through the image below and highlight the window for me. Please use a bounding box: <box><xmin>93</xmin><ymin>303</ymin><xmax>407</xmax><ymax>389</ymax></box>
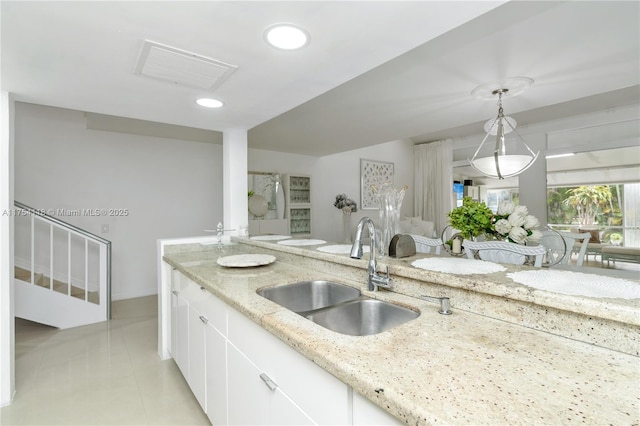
<box><xmin>547</xmin><ymin>183</ymin><xmax>639</xmax><ymax>247</ymax></box>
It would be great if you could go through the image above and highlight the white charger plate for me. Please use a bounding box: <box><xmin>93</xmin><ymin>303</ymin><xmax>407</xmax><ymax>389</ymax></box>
<box><xmin>277</xmin><ymin>239</ymin><xmax>327</xmax><ymax>246</ymax></box>
<box><xmin>250</xmin><ymin>235</ymin><xmax>292</xmax><ymax>241</ymax></box>
<box><xmin>217</xmin><ymin>254</ymin><xmax>276</xmax><ymax>268</ymax></box>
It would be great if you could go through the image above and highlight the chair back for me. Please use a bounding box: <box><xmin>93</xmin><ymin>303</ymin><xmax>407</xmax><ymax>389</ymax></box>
<box><xmin>558</xmin><ymin>231</ymin><xmax>591</xmax><ymax>266</ymax></box>
<box><xmin>411</xmin><ymin>235</ymin><xmax>442</xmax><ymax>255</ymax></box>
<box><xmin>541</xmin><ymin>230</ymin><xmax>573</xmax><ymax>265</ymax></box>
<box><xmin>462</xmin><ymin>240</ymin><xmax>546</xmax><ymax>267</ymax></box>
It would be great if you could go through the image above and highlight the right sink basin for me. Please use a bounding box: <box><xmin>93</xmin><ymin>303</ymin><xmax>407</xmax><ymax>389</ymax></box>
<box><xmin>306</xmin><ymin>299</ymin><xmax>420</xmax><ymax>336</ymax></box>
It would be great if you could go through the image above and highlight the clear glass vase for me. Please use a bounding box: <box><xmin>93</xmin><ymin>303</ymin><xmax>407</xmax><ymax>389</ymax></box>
<box><xmin>374</xmin><ymin>183</ymin><xmax>407</xmax><ymax>255</ymax></box>
<box><xmin>342</xmin><ymin>210</ymin><xmax>352</xmax><ymax>244</ymax></box>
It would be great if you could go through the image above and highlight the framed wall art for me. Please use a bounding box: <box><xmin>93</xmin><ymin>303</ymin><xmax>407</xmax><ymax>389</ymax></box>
<box><xmin>360</xmin><ymin>159</ymin><xmax>394</xmax><ymax>209</ymax></box>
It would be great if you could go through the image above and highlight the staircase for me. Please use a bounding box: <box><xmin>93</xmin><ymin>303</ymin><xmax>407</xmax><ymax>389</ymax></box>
<box><xmin>13</xmin><ymin>201</ymin><xmax>111</xmax><ymax>329</ymax></box>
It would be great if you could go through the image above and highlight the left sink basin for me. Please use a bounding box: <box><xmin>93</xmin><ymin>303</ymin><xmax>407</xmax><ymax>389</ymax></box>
<box><xmin>257</xmin><ymin>280</ymin><xmax>361</xmax><ymax>313</ymax></box>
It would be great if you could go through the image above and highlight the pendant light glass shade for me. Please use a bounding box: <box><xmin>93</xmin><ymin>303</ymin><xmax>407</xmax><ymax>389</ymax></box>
<box><xmin>469</xmin><ymin>87</ymin><xmax>539</xmax><ymax>179</ymax></box>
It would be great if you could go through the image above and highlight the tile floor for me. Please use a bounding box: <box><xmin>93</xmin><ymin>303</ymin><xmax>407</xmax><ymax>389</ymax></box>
<box><xmin>0</xmin><ymin>296</ymin><xmax>210</xmax><ymax>425</ymax></box>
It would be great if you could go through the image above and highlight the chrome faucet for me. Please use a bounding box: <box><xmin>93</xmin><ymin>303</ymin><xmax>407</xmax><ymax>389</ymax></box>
<box><xmin>350</xmin><ymin>217</ymin><xmax>392</xmax><ymax>291</ymax></box>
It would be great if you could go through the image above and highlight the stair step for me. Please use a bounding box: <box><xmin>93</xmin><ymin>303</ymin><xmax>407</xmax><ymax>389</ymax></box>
<box><xmin>14</xmin><ymin>266</ymin><xmax>100</xmax><ymax>304</ymax></box>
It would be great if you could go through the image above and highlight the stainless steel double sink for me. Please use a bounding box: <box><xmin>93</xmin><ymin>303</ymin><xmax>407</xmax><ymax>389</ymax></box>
<box><xmin>257</xmin><ymin>280</ymin><xmax>419</xmax><ymax>336</ymax></box>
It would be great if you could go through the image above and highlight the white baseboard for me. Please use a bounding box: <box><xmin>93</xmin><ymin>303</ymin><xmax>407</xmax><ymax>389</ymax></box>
<box><xmin>111</xmin><ymin>286</ymin><xmax>157</xmax><ymax>301</ymax></box>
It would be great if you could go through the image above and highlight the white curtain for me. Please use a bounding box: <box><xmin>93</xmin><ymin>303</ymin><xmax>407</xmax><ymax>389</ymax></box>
<box><xmin>414</xmin><ymin>140</ymin><xmax>453</xmax><ymax>235</ymax></box>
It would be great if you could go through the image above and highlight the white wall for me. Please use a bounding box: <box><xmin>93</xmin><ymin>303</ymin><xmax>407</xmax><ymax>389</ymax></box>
<box><xmin>249</xmin><ymin>139</ymin><xmax>414</xmax><ymax>243</ymax></box>
<box><xmin>14</xmin><ymin>103</ymin><xmax>222</xmax><ymax>300</ymax></box>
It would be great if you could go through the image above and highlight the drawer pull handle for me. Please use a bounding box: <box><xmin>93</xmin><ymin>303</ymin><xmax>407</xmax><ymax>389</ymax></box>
<box><xmin>199</xmin><ymin>315</ymin><xmax>208</xmax><ymax>324</ymax></box>
<box><xmin>171</xmin><ymin>290</ymin><xmax>178</xmax><ymax>295</ymax></box>
<box><xmin>259</xmin><ymin>373</ymin><xmax>278</xmax><ymax>391</ymax></box>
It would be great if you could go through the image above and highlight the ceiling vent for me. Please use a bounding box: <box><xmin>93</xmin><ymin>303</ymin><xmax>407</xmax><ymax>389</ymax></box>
<box><xmin>135</xmin><ymin>40</ymin><xmax>237</xmax><ymax>90</ymax></box>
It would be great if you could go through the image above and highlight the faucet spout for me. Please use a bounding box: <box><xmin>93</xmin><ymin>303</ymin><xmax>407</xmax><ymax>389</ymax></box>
<box><xmin>351</xmin><ymin>217</ymin><xmax>392</xmax><ymax>291</ymax></box>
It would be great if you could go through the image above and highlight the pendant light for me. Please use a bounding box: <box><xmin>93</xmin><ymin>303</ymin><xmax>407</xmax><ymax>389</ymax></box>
<box><xmin>469</xmin><ymin>78</ymin><xmax>539</xmax><ymax>179</ymax></box>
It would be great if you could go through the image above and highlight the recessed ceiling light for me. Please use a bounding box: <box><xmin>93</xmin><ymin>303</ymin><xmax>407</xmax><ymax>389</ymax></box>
<box><xmin>196</xmin><ymin>98</ymin><xmax>224</xmax><ymax>108</ymax></box>
<box><xmin>545</xmin><ymin>153</ymin><xmax>576</xmax><ymax>159</ymax></box>
<box><xmin>264</xmin><ymin>24</ymin><xmax>310</xmax><ymax>50</ymax></box>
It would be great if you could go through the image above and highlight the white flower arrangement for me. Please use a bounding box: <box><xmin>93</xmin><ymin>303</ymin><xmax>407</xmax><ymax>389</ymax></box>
<box><xmin>493</xmin><ymin>201</ymin><xmax>542</xmax><ymax>245</ymax></box>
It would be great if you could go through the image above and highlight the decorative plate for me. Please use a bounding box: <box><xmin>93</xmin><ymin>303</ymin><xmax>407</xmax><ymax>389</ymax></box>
<box><xmin>277</xmin><ymin>239</ymin><xmax>327</xmax><ymax>246</ymax></box>
<box><xmin>248</xmin><ymin>194</ymin><xmax>269</xmax><ymax>217</ymax></box>
<box><xmin>411</xmin><ymin>258</ymin><xmax>506</xmax><ymax>275</ymax></box>
<box><xmin>316</xmin><ymin>244</ymin><xmax>370</xmax><ymax>254</ymax></box>
<box><xmin>250</xmin><ymin>235</ymin><xmax>292</xmax><ymax>241</ymax></box>
<box><xmin>217</xmin><ymin>254</ymin><xmax>276</xmax><ymax>268</ymax></box>
<box><xmin>507</xmin><ymin>270</ymin><xmax>640</xmax><ymax>299</ymax></box>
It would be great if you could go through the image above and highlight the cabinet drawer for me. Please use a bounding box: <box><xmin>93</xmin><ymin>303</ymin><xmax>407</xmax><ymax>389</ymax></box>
<box><xmin>199</xmin><ymin>290</ymin><xmax>227</xmax><ymax>336</ymax></box>
<box><xmin>177</xmin><ymin>274</ymin><xmax>226</xmax><ymax>336</ymax></box>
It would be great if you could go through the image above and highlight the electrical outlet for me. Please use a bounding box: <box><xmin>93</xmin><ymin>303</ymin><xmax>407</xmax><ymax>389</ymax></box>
<box><xmin>101</xmin><ymin>224</ymin><xmax>109</xmax><ymax>233</ymax></box>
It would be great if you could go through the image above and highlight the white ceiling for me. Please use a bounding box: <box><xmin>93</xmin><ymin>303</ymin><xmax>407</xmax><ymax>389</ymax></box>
<box><xmin>2</xmin><ymin>1</ymin><xmax>639</xmax><ymax>157</ymax></box>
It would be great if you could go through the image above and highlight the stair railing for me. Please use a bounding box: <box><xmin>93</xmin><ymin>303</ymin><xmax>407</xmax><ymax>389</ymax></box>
<box><xmin>13</xmin><ymin>201</ymin><xmax>111</xmax><ymax>320</ymax></box>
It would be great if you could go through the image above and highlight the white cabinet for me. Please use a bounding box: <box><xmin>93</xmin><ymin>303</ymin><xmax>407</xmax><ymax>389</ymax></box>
<box><xmin>168</xmin><ymin>270</ymin><xmax>228</xmax><ymax>422</ymax></box>
<box><xmin>227</xmin><ymin>342</ymin><xmax>311</xmax><ymax>425</ymax></box>
<box><xmin>227</xmin><ymin>342</ymin><xmax>269</xmax><ymax>424</ymax></box>
<box><xmin>166</xmin><ymin>266</ymin><xmax>395</xmax><ymax>425</ymax></box>
<box><xmin>227</xmin><ymin>307</ymin><xmax>349</xmax><ymax>425</ymax></box>
<box><xmin>352</xmin><ymin>391</ymin><xmax>401</xmax><ymax>425</ymax></box>
<box><xmin>285</xmin><ymin>174</ymin><xmax>312</xmax><ymax>236</ymax></box>
<box><xmin>174</xmin><ymin>276</ymin><xmax>190</xmax><ymax>379</ymax></box>
<box><xmin>202</xmin><ymin>288</ymin><xmax>228</xmax><ymax>426</ymax></box>
<box><xmin>205</xmin><ymin>324</ymin><xmax>227</xmax><ymax>426</ymax></box>
<box><xmin>186</xmin><ymin>285</ymin><xmax>207</xmax><ymax>410</ymax></box>
<box><xmin>169</xmin><ymin>269</ymin><xmax>179</xmax><ymax>358</ymax></box>
<box><xmin>463</xmin><ymin>185</ymin><xmax>480</xmax><ymax>201</ymax></box>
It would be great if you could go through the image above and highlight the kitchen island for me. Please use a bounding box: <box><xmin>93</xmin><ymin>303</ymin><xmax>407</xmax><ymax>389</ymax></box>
<box><xmin>158</xmin><ymin>236</ymin><xmax>639</xmax><ymax>425</ymax></box>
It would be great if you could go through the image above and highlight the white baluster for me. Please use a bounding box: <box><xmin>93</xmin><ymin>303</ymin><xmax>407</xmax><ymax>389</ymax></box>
<box><xmin>49</xmin><ymin>223</ymin><xmax>53</xmax><ymax>290</ymax></box>
<box><xmin>67</xmin><ymin>231</ymin><xmax>71</xmax><ymax>296</ymax></box>
<box><xmin>30</xmin><ymin>214</ymin><xmax>34</xmax><ymax>285</ymax></box>
<box><xmin>84</xmin><ymin>238</ymin><xmax>89</xmax><ymax>301</ymax></box>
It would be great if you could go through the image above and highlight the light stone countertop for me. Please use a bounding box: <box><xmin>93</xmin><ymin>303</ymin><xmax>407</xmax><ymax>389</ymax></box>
<box><xmin>163</xmin><ymin>238</ymin><xmax>639</xmax><ymax>425</ymax></box>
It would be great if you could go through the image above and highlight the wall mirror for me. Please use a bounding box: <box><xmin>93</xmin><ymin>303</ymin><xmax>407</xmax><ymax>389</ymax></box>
<box><xmin>248</xmin><ymin>172</ymin><xmax>283</xmax><ymax>220</ymax></box>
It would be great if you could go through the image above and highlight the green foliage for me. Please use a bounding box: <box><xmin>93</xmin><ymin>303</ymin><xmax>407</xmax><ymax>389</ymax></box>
<box><xmin>562</xmin><ymin>185</ymin><xmax>612</xmax><ymax>226</ymax></box>
<box><xmin>548</xmin><ymin>185</ymin><xmax>623</xmax><ymax>227</ymax></box>
<box><xmin>248</xmin><ymin>190</ymin><xmax>255</xmax><ymax>197</ymax></box>
<box><xmin>448</xmin><ymin>197</ymin><xmax>494</xmax><ymax>239</ymax></box>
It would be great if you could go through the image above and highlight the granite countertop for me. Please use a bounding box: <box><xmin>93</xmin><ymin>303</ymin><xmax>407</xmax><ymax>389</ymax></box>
<box><xmin>163</xmin><ymin>238</ymin><xmax>639</xmax><ymax>425</ymax></box>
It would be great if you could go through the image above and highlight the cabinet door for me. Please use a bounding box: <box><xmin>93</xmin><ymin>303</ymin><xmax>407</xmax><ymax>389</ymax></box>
<box><xmin>206</xmin><ymin>323</ymin><xmax>227</xmax><ymax>426</ymax></box>
<box><xmin>169</xmin><ymin>267</ymin><xmax>186</xmax><ymax>358</ymax></box>
<box><xmin>227</xmin><ymin>341</ymin><xmax>313</xmax><ymax>426</ymax></box>
<box><xmin>175</xmin><ymin>290</ymin><xmax>190</xmax><ymax>379</ymax></box>
<box><xmin>269</xmin><ymin>390</ymin><xmax>314</xmax><ymax>426</ymax></box>
<box><xmin>228</xmin><ymin>307</ymin><xmax>349</xmax><ymax>425</ymax></box>
<box><xmin>352</xmin><ymin>391</ymin><xmax>400</xmax><ymax>425</ymax></box>
<box><xmin>227</xmin><ymin>342</ymin><xmax>270</xmax><ymax>425</ymax></box>
<box><xmin>187</xmin><ymin>303</ymin><xmax>207</xmax><ymax>411</ymax></box>
<box><xmin>170</xmin><ymin>287</ymin><xmax>178</xmax><ymax>358</ymax></box>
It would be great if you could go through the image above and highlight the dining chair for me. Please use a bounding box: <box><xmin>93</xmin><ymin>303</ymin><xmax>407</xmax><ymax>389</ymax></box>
<box><xmin>462</xmin><ymin>239</ymin><xmax>546</xmax><ymax>267</ymax></box>
<box><xmin>540</xmin><ymin>230</ymin><xmax>574</xmax><ymax>266</ymax></box>
<box><xmin>412</xmin><ymin>235</ymin><xmax>442</xmax><ymax>255</ymax></box>
<box><xmin>557</xmin><ymin>231</ymin><xmax>591</xmax><ymax>266</ymax></box>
